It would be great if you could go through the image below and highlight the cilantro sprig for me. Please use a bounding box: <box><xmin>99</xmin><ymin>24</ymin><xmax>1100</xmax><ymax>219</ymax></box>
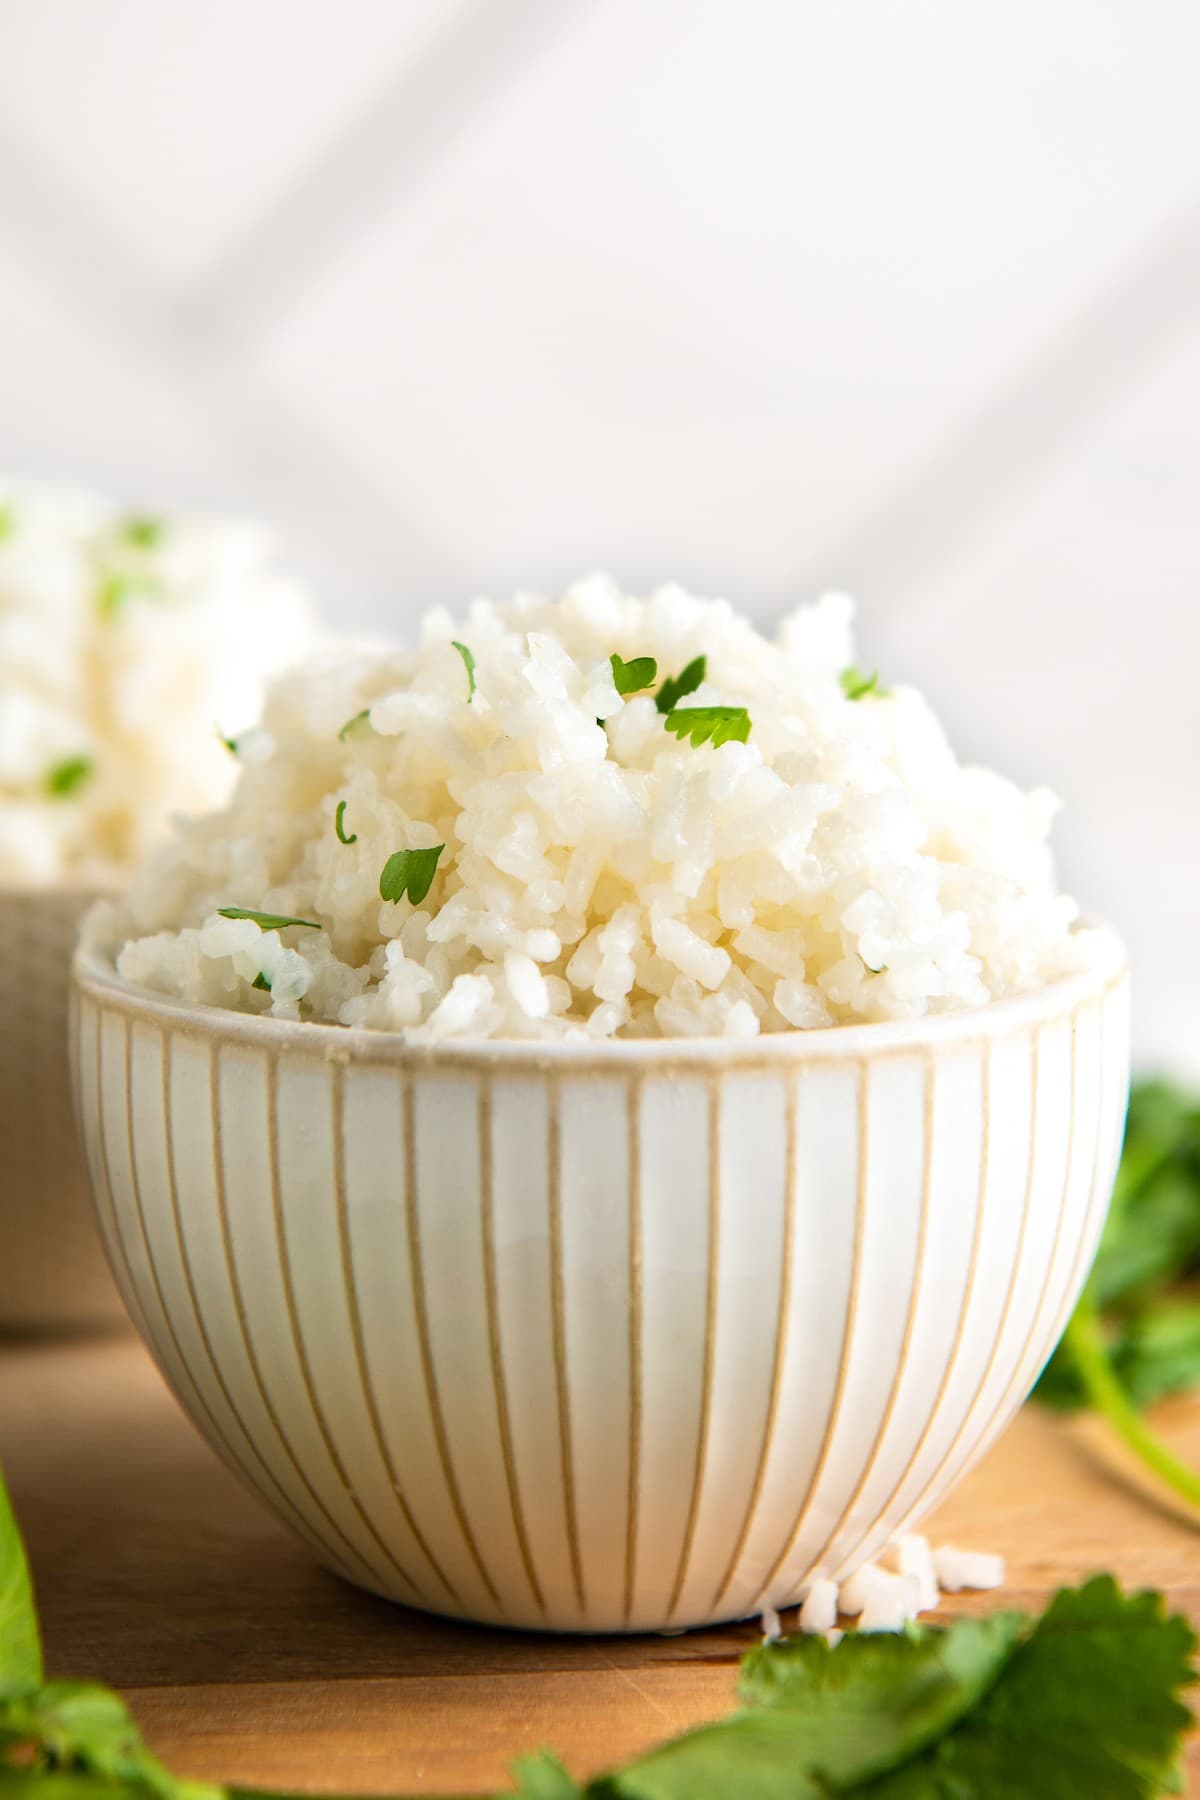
<box><xmin>664</xmin><ymin>705</ymin><xmax>751</xmax><ymax>748</ymax></box>
<box><xmin>216</xmin><ymin>907</ymin><xmax>321</xmax><ymax>932</ymax></box>
<box><xmin>1</xmin><ymin>1453</ymin><xmax>1194</xmax><ymax>1800</ymax></box>
<box><xmin>380</xmin><ymin>845</ymin><xmax>444</xmax><ymax>906</ymax></box>
<box><xmin>1038</xmin><ymin>1080</ymin><xmax>1200</xmax><ymax>1512</ymax></box>
<box><xmin>334</xmin><ymin>801</ymin><xmax>357</xmax><ymax>846</ymax></box>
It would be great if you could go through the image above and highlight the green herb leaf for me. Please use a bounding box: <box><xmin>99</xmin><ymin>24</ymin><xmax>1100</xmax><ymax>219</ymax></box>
<box><xmin>602</xmin><ymin>1615</ymin><xmax>1023</xmax><ymax>1799</ymax></box>
<box><xmin>251</xmin><ymin>972</ymin><xmax>272</xmax><ymax>993</ymax></box>
<box><xmin>510</xmin><ymin>1750</ymin><xmax>583</xmax><ymax>1798</ymax></box>
<box><xmin>451</xmin><ymin>640</ymin><xmax>477</xmax><ymax>699</ymax></box>
<box><xmin>216</xmin><ymin>908</ymin><xmax>321</xmax><ymax>932</ymax></box>
<box><xmin>610</xmin><ymin>653</ymin><xmax>658</xmax><ymax>697</ymax></box>
<box><xmin>338</xmin><ymin>709</ymin><xmax>371</xmax><ymax>743</ymax></box>
<box><xmin>0</xmin><ymin>1682</ymin><xmax>188</xmax><ymax>1795</ymax></box>
<box><xmin>840</xmin><ymin>665</ymin><xmax>888</xmax><ymax>701</ymax></box>
<box><xmin>663</xmin><ymin>706</ymin><xmax>751</xmax><ymax>748</ymax></box>
<box><xmin>217</xmin><ymin>730</ymin><xmax>238</xmax><ymax>756</ymax></box>
<box><xmin>858</xmin><ymin>1576</ymin><xmax>1197</xmax><ymax>1800</ymax></box>
<box><xmin>45</xmin><ymin>755</ymin><xmax>95</xmax><ymax>800</ymax></box>
<box><xmin>96</xmin><ymin>573</ymin><xmax>159</xmax><ymax>621</ymax></box>
<box><xmin>335</xmin><ymin>801</ymin><xmax>358</xmax><ymax>846</ymax></box>
<box><xmin>0</xmin><ymin>503</ymin><xmax>15</xmax><ymax>543</ymax></box>
<box><xmin>121</xmin><ymin>515</ymin><xmax>165</xmax><ymax>551</ymax></box>
<box><xmin>655</xmin><ymin>655</ymin><xmax>706</xmax><ymax>715</ymax></box>
<box><xmin>379</xmin><ymin>846</ymin><xmax>444</xmax><ymax>907</ymax></box>
<box><xmin>1036</xmin><ymin>1080</ymin><xmax>1200</xmax><ymax>1510</ymax></box>
<box><xmin>0</xmin><ymin>1464</ymin><xmax>42</xmax><ymax>1690</ymax></box>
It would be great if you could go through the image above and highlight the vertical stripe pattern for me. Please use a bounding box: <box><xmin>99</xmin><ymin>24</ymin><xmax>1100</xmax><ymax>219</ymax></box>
<box><xmin>71</xmin><ymin>964</ymin><xmax>1129</xmax><ymax>1634</ymax></box>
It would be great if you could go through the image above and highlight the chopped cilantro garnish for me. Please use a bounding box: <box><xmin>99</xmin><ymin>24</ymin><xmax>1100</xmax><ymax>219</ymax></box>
<box><xmin>45</xmin><ymin>754</ymin><xmax>94</xmax><ymax>799</ymax></box>
<box><xmin>251</xmin><ymin>971</ymin><xmax>272</xmax><ymax>992</ymax></box>
<box><xmin>380</xmin><ymin>845</ymin><xmax>444</xmax><ymax>906</ymax></box>
<box><xmin>0</xmin><ymin>502</ymin><xmax>15</xmax><ymax>543</ymax></box>
<box><xmin>610</xmin><ymin>652</ymin><xmax>658</xmax><ymax>697</ymax></box>
<box><xmin>217</xmin><ymin>907</ymin><xmax>321</xmax><ymax>932</ymax></box>
<box><xmin>335</xmin><ymin>800</ymin><xmax>357</xmax><ymax>845</ymax></box>
<box><xmin>841</xmin><ymin>665</ymin><xmax>889</xmax><ymax>701</ymax></box>
<box><xmin>217</xmin><ymin>729</ymin><xmax>238</xmax><ymax>756</ymax></box>
<box><xmin>451</xmin><ymin>640</ymin><xmax>477</xmax><ymax>699</ymax></box>
<box><xmin>338</xmin><ymin>708</ymin><xmax>371</xmax><ymax>742</ymax></box>
<box><xmin>664</xmin><ymin>705</ymin><xmax>751</xmax><ymax>748</ymax></box>
<box><xmin>655</xmin><ymin>654</ymin><xmax>706</xmax><ymax>714</ymax></box>
<box><xmin>122</xmin><ymin>514</ymin><xmax>165</xmax><ymax>550</ymax></box>
<box><xmin>96</xmin><ymin>571</ymin><xmax>159</xmax><ymax>621</ymax></box>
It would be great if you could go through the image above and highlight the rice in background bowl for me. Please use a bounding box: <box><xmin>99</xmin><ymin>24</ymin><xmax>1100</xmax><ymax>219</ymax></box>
<box><xmin>87</xmin><ymin>576</ymin><xmax>1106</xmax><ymax>1040</ymax></box>
<box><xmin>0</xmin><ymin>478</ymin><xmax>314</xmax><ymax>1331</ymax></box>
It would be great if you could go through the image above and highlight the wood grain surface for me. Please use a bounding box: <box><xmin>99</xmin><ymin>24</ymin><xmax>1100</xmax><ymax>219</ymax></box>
<box><xmin>1</xmin><ymin>1333</ymin><xmax>1198</xmax><ymax>1794</ymax></box>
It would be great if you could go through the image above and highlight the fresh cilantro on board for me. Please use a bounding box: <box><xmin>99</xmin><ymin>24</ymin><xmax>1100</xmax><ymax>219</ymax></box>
<box><xmin>663</xmin><ymin>706</ymin><xmax>751</xmax><ymax>748</ymax></box>
<box><xmin>215</xmin><ymin>908</ymin><xmax>321</xmax><ymax>932</ymax></box>
<box><xmin>44</xmin><ymin>757</ymin><xmax>94</xmax><ymax>800</ymax></box>
<box><xmin>379</xmin><ymin>845</ymin><xmax>444</xmax><ymax>906</ymax></box>
<box><xmin>451</xmin><ymin>641</ymin><xmax>477</xmax><ymax>699</ymax></box>
<box><xmin>334</xmin><ymin>800</ymin><xmax>357</xmax><ymax>845</ymax></box>
<box><xmin>610</xmin><ymin>654</ymin><xmax>658</xmax><ymax>697</ymax></box>
<box><xmin>655</xmin><ymin>656</ymin><xmax>706</xmax><ymax>715</ymax></box>
<box><xmin>1</xmin><ymin>1458</ymin><xmax>1193</xmax><ymax>1800</ymax></box>
<box><xmin>1037</xmin><ymin>1080</ymin><xmax>1200</xmax><ymax>1512</ymax></box>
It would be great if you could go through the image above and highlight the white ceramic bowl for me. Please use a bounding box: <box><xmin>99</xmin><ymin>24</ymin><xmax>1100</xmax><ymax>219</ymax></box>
<box><xmin>0</xmin><ymin>888</ymin><xmax>128</xmax><ymax>1333</ymax></box>
<box><xmin>70</xmin><ymin>932</ymin><xmax>1128</xmax><ymax>1633</ymax></box>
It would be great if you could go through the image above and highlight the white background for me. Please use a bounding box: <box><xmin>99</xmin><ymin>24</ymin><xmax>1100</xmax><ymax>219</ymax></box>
<box><xmin>1</xmin><ymin>1</ymin><xmax>1196</xmax><ymax>1071</ymax></box>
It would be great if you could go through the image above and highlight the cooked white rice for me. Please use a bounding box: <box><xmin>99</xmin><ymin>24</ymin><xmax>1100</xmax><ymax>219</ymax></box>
<box><xmin>89</xmin><ymin>576</ymin><xmax>1106</xmax><ymax>1040</ymax></box>
<box><xmin>0</xmin><ymin>478</ymin><xmax>313</xmax><ymax>886</ymax></box>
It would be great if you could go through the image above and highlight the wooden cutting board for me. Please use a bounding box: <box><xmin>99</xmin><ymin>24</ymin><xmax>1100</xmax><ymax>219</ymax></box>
<box><xmin>2</xmin><ymin>1333</ymin><xmax>1198</xmax><ymax>1794</ymax></box>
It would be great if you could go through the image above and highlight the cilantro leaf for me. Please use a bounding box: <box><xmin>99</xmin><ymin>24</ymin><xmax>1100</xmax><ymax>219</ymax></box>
<box><xmin>217</xmin><ymin>730</ymin><xmax>238</xmax><ymax>756</ymax></box>
<box><xmin>598</xmin><ymin>1616</ymin><xmax>1023</xmax><ymax>1799</ymax></box>
<box><xmin>121</xmin><ymin>515</ymin><xmax>165</xmax><ymax>551</ymax></box>
<box><xmin>663</xmin><ymin>706</ymin><xmax>751</xmax><ymax>748</ymax></box>
<box><xmin>510</xmin><ymin>1750</ymin><xmax>583</xmax><ymax>1797</ymax></box>
<box><xmin>655</xmin><ymin>656</ymin><xmax>706</xmax><ymax>715</ymax></box>
<box><xmin>841</xmin><ymin>665</ymin><xmax>888</xmax><ymax>701</ymax></box>
<box><xmin>0</xmin><ymin>1683</ymin><xmax>186</xmax><ymax>1795</ymax></box>
<box><xmin>96</xmin><ymin>573</ymin><xmax>160</xmax><ymax>621</ymax></box>
<box><xmin>379</xmin><ymin>846</ymin><xmax>444</xmax><ymax>906</ymax></box>
<box><xmin>610</xmin><ymin>653</ymin><xmax>658</xmax><ymax>697</ymax></box>
<box><xmin>451</xmin><ymin>640</ymin><xmax>477</xmax><ymax>699</ymax></box>
<box><xmin>45</xmin><ymin>756</ymin><xmax>94</xmax><ymax>800</ymax></box>
<box><xmin>338</xmin><ymin>709</ymin><xmax>371</xmax><ymax>742</ymax></box>
<box><xmin>857</xmin><ymin>1576</ymin><xmax>1196</xmax><ymax>1799</ymax></box>
<box><xmin>0</xmin><ymin>1464</ymin><xmax>41</xmax><ymax>1690</ymax></box>
<box><xmin>334</xmin><ymin>800</ymin><xmax>357</xmax><ymax>846</ymax></box>
<box><xmin>251</xmin><ymin>972</ymin><xmax>272</xmax><ymax>993</ymax></box>
<box><xmin>216</xmin><ymin>908</ymin><xmax>321</xmax><ymax>932</ymax></box>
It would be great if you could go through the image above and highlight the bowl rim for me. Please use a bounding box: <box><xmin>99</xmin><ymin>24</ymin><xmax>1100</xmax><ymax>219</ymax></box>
<box><xmin>72</xmin><ymin>924</ymin><xmax>1128</xmax><ymax>1072</ymax></box>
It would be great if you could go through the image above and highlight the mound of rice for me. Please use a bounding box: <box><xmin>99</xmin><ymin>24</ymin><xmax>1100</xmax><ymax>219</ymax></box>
<box><xmin>0</xmin><ymin>478</ymin><xmax>313</xmax><ymax>886</ymax></box>
<box><xmin>89</xmin><ymin>577</ymin><xmax>1106</xmax><ymax>1040</ymax></box>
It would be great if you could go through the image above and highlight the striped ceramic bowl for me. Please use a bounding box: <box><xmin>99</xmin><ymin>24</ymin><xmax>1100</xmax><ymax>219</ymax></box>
<box><xmin>70</xmin><ymin>931</ymin><xmax>1128</xmax><ymax>1633</ymax></box>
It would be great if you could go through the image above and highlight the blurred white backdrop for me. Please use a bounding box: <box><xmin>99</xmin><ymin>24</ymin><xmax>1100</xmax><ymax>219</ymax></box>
<box><xmin>0</xmin><ymin>0</ymin><xmax>1196</xmax><ymax>1070</ymax></box>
